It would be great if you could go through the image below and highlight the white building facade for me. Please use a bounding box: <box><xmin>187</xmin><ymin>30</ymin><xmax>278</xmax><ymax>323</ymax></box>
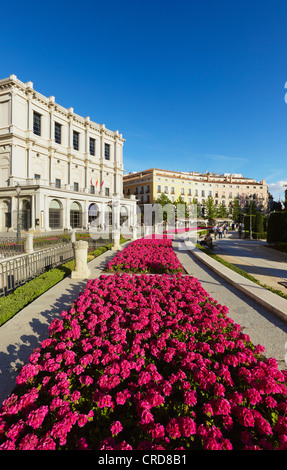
<box><xmin>0</xmin><ymin>75</ymin><xmax>136</xmax><ymax>234</ymax></box>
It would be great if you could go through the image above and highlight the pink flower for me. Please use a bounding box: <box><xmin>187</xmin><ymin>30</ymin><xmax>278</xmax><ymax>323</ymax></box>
<box><xmin>110</xmin><ymin>421</ymin><xmax>123</xmax><ymax>435</ymax></box>
<box><xmin>26</xmin><ymin>406</ymin><xmax>49</xmax><ymax>429</ymax></box>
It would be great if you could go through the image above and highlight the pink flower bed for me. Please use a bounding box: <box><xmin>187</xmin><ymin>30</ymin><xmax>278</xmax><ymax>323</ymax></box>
<box><xmin>0</xmin><ymin>273</ymin><xmax>286</xmax><ymax>450</ymax></box>
<box><xmin>106</xmin><ymin>238</ymin><xmax>184</xmax><ymax>274</ymax></box>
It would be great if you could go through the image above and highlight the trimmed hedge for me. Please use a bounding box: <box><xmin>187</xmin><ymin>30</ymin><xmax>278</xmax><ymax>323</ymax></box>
<box><xmin>267</xmin><ymin>211</ymin><xmax>287</xmax><ymax>244</ymax></box>
<box><xmin>0</xmin><ymin>243</ymin><xmax>115</xmax><ymax>327</ymax></box>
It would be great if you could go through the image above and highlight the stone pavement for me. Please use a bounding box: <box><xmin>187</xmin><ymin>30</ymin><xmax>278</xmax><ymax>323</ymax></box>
<box><xmin>0</xmin><ymin>238</ymin><xmax>287</xmax><ymax>407</ymax></box>
<box><xmin>210</xmin><ymin>231</ymin><xmax>287</xmax><ymax>292</ymax></box>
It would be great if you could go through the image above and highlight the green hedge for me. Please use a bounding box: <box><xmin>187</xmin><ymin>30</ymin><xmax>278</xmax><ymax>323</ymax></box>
<box><xmin>244</xmin><ymin>230</ymin><xmax>267</xmax><ymax>239</ymax></box>
<box><xmin>267</xmin><ymin>211</ymin><xmax>287</xmax><ymax>244</ymax></box>
<box><xmin>0</xmin><ymin>242</ymin><xmax>116</xmax><ymax>327</ymax></box>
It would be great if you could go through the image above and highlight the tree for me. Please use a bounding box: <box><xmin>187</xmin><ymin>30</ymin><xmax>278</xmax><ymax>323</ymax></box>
<box><xmin>231</xmin><ymin>198</ymin><xmax>242</xmax><ymax>222</ymax></box>
<box><xmin>174</xmin><ymin>196</ymin><xmax>189</xmax><ymax>221</ymax></box>
<box><xmin>154</xmin><ymin>193</ymin><xmax>173</xmax><ymax>222</ymax></box>
<box><xmin>217</xmin><ymin>202</ymin><xmax>228</xmax><ymax>218</ymax></box>
<box><xmin>205</xmin><ymin>196</ymin><xmax>217</xmax><ymax>224</ymax></box>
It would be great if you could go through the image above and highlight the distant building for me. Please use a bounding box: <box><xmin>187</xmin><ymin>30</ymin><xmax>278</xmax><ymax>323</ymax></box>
<box><xmin>123</xmin><ymin>168</ymin><xmax>269</xmax><ymax>217</ymax></box>
<box><xmin>0</xmin><ymin>75</ymin><xmax>136</xmax><ymax>232</ymax></box>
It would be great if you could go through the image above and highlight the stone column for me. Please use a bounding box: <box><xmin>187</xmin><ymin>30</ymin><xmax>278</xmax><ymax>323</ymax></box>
<box><xmin>24</xmin><ymin>232</ymin><xmax>33</xmax><ymax>253</ymax></box>
<box><xmin>132</xmin><ymin>225</ymin><xmax>138</xmax><ymax>240</ymax></box>
<box><xmin>71</xmin><ymin>240</ymin><xmax>90</xmax><ymax>279</ymax></box>
<box><xmin>112</xmin><ymin>229</ymin><xmax>121</xmax><ymax>251</ymax></box>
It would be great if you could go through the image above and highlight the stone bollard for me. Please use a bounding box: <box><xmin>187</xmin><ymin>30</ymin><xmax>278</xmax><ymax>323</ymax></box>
<box><xmin>70</xmin><ymin>230</ymin><xmax>76</xmax><ymax>243</ymax></box>
<box><xmin>24</xmin><ymin>232</ymin><xmax>34</xmax><ymax>254</ymax></box>
<box><xmin>71</xmin><ymin>240</ymin><xmax>91</xmax><ymax>279</ymax></box>
<box><xmin>112</xmin><ymin>229</ymin><xmax>121</xmax><ymax>251</ymax></box>
<box><xmin>132</xmin><ymin>226</ymin><xmax>138</xmax><ymax>241</ymax></box>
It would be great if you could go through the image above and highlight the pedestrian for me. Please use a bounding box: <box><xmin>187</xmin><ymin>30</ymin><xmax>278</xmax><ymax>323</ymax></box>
<box><xmin>223</xmin><ymin>224</ymin><xmax>227</xmax><ymax>237</ymax></box>
<box><xmin>213</xmin><ymin>224</ymin><xmax>218</xmax><ymax>239</ymax></box>
<box><xmin>218</xmin><ymin>226</ymin><xmax>223</xmax><ymax>239</ymax></box>
<box><xmin>238</xmin><ymin>223</ymin><xmax>242</xmax><ymax>239</ymax></box>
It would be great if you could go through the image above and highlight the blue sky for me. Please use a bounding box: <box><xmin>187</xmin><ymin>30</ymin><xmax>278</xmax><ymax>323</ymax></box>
<box><xmin>1</xmin><ymin>0</ymin><xmax>287</xmax><ymax>200</ymax></box>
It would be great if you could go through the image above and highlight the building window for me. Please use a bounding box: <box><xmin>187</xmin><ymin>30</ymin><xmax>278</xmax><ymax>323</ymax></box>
<box><xmin>105</xmin><ymin>187</ymin><xmax>110</xmax><ymax>197</ymax></box>
<box><xmin>55</xmin><ymin>122</ymin><xmax>61</xmax><ymax>144</ymax></box>
<box><xmin>55</xmin><ymin>178</ymin><xmax>61</xmax><ymax>188</ymax></box>
<box><xmin>73</xmin><ymin>131</ymin><xmax>79</xmax><ymax>151</ymax></box>
<box><xmin>33</xmin><ymin>112</ymin><xmax>41</xmax><ymax>136</ymax></box>
<box><xmin>157</xmin><ymin>185</ymin><xmax>161</xmax><ymax>193</ymax></box>
<box><xmin>49</xmin><ymin>199</ymin><xmax>62</xmax><ymax>229</ymax></box>
<box><xmin>74</xmin><ymin>182</ymin><xmax>79</xmax><ymax>192</ymax></box>
<box><xmin>90</xmin><ymin>185</ymin><xmax>95</xmax><ymax>194</ymax></box>
<box><xmin>171</xmin><ymin>187</ymin><xmax>175</xmax><ymax>194</ymax></box>
<box><xmin>90</xmin><ymin>138</ymin><xmax>95</xmax><ymax>156</ymax></box>
<box><xmin>181</xmin><ymin>188</ymin><xmax>185</xmax><ymax>195</ymax></box>
<box><xmin>164</xmin><ymin>186</ymin><xmax>168</xmax><ymax>194</ymax></box>
<box><xmin>105</xmin><ymin>143</ymin><xmax>110</xmax><ymax>160</ymax></box>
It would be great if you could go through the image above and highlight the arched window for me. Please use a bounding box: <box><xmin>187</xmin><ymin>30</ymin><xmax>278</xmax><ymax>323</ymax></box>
<box><xmin>49</xmin><ymin>199</ymin><xmax>62</xmax><ymax>229</ymax></box>
<box><xmin>88</xmin><ymin>203</ymin><xmax>99</xmax><ymax>223</ymax></box>
<box><xmin>70</xmin><ymin>201</ymin><xmax>82</xmax><ymax>228</ymax></box>
<box><xmin>21</xmin><ymin>200</ymin><xmax>31</xmax><ymax>230</ymax></box>
<box><xmin>104</xmin><ymin>204</ymin><xmax>112</xmax><ymax>227</ymax></box>
<box><xmin>120</xmin><ymin>205</ymin><xmax>129</xmax><ymax>227</ymax></box>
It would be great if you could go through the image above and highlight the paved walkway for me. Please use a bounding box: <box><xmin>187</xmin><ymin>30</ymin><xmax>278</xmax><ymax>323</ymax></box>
<box><xmin>209</xmin><ymin>231</ymin><xmax>287</xmax><ymax>291</ymax></box>
<box><xmin>0</xmin><ymin>238</ymin><xmax>287</xmax><ymax>407</ymax></box>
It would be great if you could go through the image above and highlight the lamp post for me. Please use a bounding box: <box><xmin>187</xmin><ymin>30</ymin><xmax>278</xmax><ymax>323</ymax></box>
<box><xmin>16</xmin><ymin>183</ymin><xmax>21</xmax><ymax>241</ymax></box>
<box><xmin>249</xmin><ymin>194</ymin><xmax>254</xmax><ymax>240</ymax></box>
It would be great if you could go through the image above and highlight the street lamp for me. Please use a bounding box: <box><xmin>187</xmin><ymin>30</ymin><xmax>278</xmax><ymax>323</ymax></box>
<box><xmin>249</xmin><ymin>194</ymin><xmax>255</xmax><ymax>240</ymax></box>
<box><xmin>16</xmin><ymin>182</ymin><xmax>21</xmax><ymax>240</ymax></box>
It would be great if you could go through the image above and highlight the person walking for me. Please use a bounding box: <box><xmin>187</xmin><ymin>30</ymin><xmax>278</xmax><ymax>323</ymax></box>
<box><xmin>213</xmin><ymin>224</ymin><xmax>218</xmax><ymax>239</ymax></box>
<box><xmin>218</xmin><ymin>225</ymin><xmax>223</xmax><ymax>239</ymax></box>
<box><xmin>238</xmin><ymin>223</ymin><xmax>242</xmax><ymax>239</ymax></box>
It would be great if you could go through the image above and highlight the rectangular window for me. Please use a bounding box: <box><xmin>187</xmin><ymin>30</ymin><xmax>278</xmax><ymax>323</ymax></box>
<box><xmin>55</xmin><ymin>178</ymin><xmax>61</xmax><ymax>188</ymax></box>
<box><xmin>74</xmin><ymin>182</ymin><xmax>79</xmax><ymax>192</ymax></box>
<box><xmin>105</xmin><ymin>187</ymin><xmax>110</xmax><ymax>196</ymax></box>
<box><xmin>90</xmin><ymin>138</ymin><xmax>95</xmax><ymax>156</ymax></box>
<box><xmin>55</xmin><ymin>122</ymin><xmax>61</xmax><ymax>144</ymax></box>
<box><xmin>33</xmin><ymin>112</ymin><xmax>41</xmax><ymax>136</ymax></box>
<box><xmin>90</xmin><ymin>185</ymin><xmax>95</xmax><ymax>194</ymax></box>
<box><xmin>73</xmin><ymin>131</ymin><xmax>79</xmax><ymax>151</ymax></box>
<box><xmin>164</xmin><ymin>186</ymin><xmax>168</xmax><ymax>194</ymax></box>
<box><xmin>157</xmin><ymin>185</ymin><xmax>161</xmax><ymax>193</ymax></box>
<box><xmin>104</xmin><ymin>143</ymin><xmax>110</xmax><ymax>160</ymax></box>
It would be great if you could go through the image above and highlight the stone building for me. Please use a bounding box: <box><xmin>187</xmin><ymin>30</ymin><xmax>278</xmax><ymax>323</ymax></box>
<box><xmin>0</xmin><ymin>75</ymin><xmax>136</xmax><ymax>233</ymax></box>
<box><xmin>123</xmin><ymin>168</ymin><xmax>269</xmax><ymax>217</ymax></box>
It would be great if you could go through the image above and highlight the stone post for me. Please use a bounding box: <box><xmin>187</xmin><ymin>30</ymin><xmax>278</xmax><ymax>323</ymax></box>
<box><xmin>70</xmin><ymin>230</ymin><xmax>76</xmax><ymax>243</ymax></box>
<box><xmin>112</xmin><ymin>229</ymin><xmax>121</xmax><ymax>251</ymax></box>
<box><xmin>24</xmin><ymin>232</ymin><xmax>33</xmax><ymax>254</ymax></box>
<box><xmin>132</xmin><ymin>225</ymin><xmax>138</xmax><ymax>241</ymax></box>
<box><xmin>71</xmin><ymin>240</ymin><xmax>91</xmax><ymax>279</ymax></box>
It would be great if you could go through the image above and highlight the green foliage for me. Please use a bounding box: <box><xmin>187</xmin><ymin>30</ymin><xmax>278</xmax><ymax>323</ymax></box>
<box><xmin>267</xmin><ymin>211</ymin><xmax>287</xmax><ymax>244</ymax></box>
<box><xmin>231</xmin><ymin>198</ymin><xmax>242</xmax><ymax>222</ymax></box>
<box><xmin>205</xmin><ymin>196</ymin><xmax>217</xmax><ymax>223</ymax></box>
<box><xmin>217</xmin><ymin>202</ymin><xmax>228</xmax><ymax>218</ymax></box>
<box><xmin>0</xmin><ymin>262</ymin><xmax>74</xmax><ymax>326</ymax></box>
<box><xmin>0</xmin><ymin>241</ymin><xmax>119</xmax><ymax>327</ymax></box>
